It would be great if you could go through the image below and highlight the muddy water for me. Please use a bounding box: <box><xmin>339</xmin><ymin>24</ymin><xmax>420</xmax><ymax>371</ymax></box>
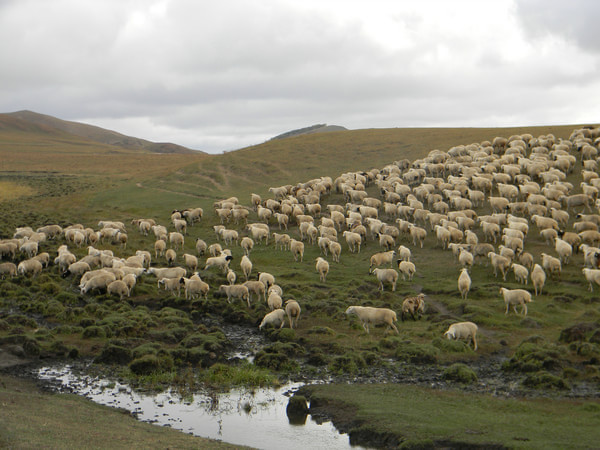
<box><xmin>37</xmin><ymin>365</ymin><xmax>365</xmax><ymax>450</ymax></box>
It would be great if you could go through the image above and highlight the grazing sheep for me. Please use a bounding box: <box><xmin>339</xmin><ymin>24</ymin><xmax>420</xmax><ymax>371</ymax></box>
<box><xmin>369</xmin><ymin>250</ymin><xmax>395</xmax><ymax>270</ymax></box>
<box><xmin>290</xmin><ymin>239</ymin><xmax>305</xmax><ymax>262</ymax></box>
<box><xmin>240</xmin><ymin>255</ymin><xmax>253</xmax><ymax>281</ymax></box>
<box><xmin>219</xmin><ymin>284</ymin><xmax>250</xmax><ymax>306</ymax></box>
<box><xmin>409</xmin><ymin>224</ymin><xmax>427</xmax><ymax>248</ymax></box>
<box><xmin>458</xmin><ymin>268</ymin><xmax>471</xmax><ymax>300</ymax></box>
<box><xmin>458</xmin><ymin>248</ymin><xmax>474</xmax><ymax>268</ymax></box>
<box><xmin>148</xmin><ymin>266</ymin><xmax>187</xmax><ymax>280</ymax></box>
<box><xmin>272</xmin><ymin>232</ymin><xmax>291</xmax><ymax>251</ymax></box>
<box><xmin>203</xmin><ymin>253</ymin><xmax>234</xmax><ymax>274</ymax></box>
<box><xmin>267</xmin><ymin>284</ymin><xmax>283</xmax><ymax>297</ymax></box>
<box><xmin>397</xmin><ymin>245</ymin><xmax>411</xmax><ymax>262</ymax></box>
<box><xmin>401</xmin><ymin>293</ymin><xmax>425</xmax><ymax>321</ymax></box>
<box><xmin>165</xmin><ymin>249</ymin><xmax>177</xmax><ymax>266</ymax></box>
<box><xmin>541</xmin><ymin>252</ymin><xmax>562</xmax><ymax>279</ymax></box>
<box><xmin>20</xmin><ymin>240</ymin><xmax>38</xmax><ymax>259</ymax></box>
<box><xmin>154</xmin><ymin>239</ymin><xmax>167</xmax><ymax>259</ymax></box>
<box><xmin>169</xmin><ymin>232</ymin><xmax>184</xmax><ymax>250</ymax></box>
<box><xmin>511</xmin><ymin>263</ymin><xmax>529</xmax><ymax>284</ymax></box>
<box><xmin>343</xmin><ymin>230</ymin><xmax>362</xmax><ymax>253</ymax></box>
<box><xmin>208</xmin><ymin>243</ymin><xmax>223</xmax><ymax>257</ymax></box>
<box><xmin>285</xmin><ymin>300</ymin><xmax>302</xmax><ymax>329</ymax></box>
<box><xmin>370</xmin><ymin>267</ymin><xmax>398</xmax><ymax>292</ymax></box>
<box><xmin>122</xmin><ymin>273</ymin><xmax>137</xmax><ymax>293</ymax></box>
<box><xmin>226</xmin><ymin>269</ymin><xmax>237</xmax><ymax>285</ymax></box>
<box><xmin>80</xmin><ymin>272</ymin><xmax>116</xmax><ymax>295</ymax></box>
<box><xmin>65</xmin><ymin>261</ymin><xmax>92</xmax><ymax>279</ymax></box>
<box><xmin>0</xmin><ymin>262</ymin><xmax>17</xmax><ymax>279</ymax></box>
<box><xmin>17</xmin><ymin>258</ymin><xmax>43</xmax><ymax>278</ymax></box>
<box><xmin>220</xmin><ymin>229</ymin><xmax>239</xmax><ymax>246</ymax></box>
<box><xmin>259</xmin><ymin>309</ymin><xmax>286</xmax><ymax>330</ymax></box>
<box><xmin>554</xmin><ymin>237</ymin><xmax>573</xmax><ymax>265</ymax></box>
<box><xmin>398</xmin><ymin>260</ymin><xmax>416</xmax><ymax>281</ymax></box>
<box><xmin>258</xmin><ymin>272</ymin><xmax>275</xmax><ymax>290</ymax></box>
<box><xmin>240</xmin><ymin>236</ymin><xmax>254</xmax><ymax>255</ymax></box>
<box><xmin>499</xmin><ymin>287</ymin><xmax>532</xmax><ymax>316</ymax></box>
<box><xmin>195</xmin><ymin>238</ymin><xmax>207</xmax><ymax>256</ymax></box>
<box><xmin>182</xmin><ymin>277</ymin><xmax>209</xmax><ymax>300</ymax></box>
<box><xmin>182</xmin><ymin>253</ymin><xmax>198</xmax><ymax>273</ymax></box>
<box><xmin>488</xmin><ymin>252</ymin><xmax>511</xmax><ymax>281</ymax></box>
<box><xmin>267</xmin><ymin>292</ymin><xmax>283</xmax><ymax>311</ymax></box>
<box><xmin>157</xmin><ymin>277</ymin><xmax>183</xmax><ymax>296</ymax></box>
<box><xmin>247</xmin><ymin>224</ymin><xmax>270</xmax><ymax>244</ymax></box>
<box><xmin>328</xmin><ymin>241</ymin><xmax>342</xmax><ymax>263</ymax></box>
<box><xmin>444</xmin><ymin>322</ymin><xmax>478</xmax><ymax>351</ymax></box>
<box><xmin>244</xmin><ymin>280</ymin><xmax>266</xmax><ymax>304</ymax></box>
<box><xmin>315</xmin><ymin>257</ymin><xmax>329</xmax><ymax>282</ymax></box>
<box><xmin>345</xmin><ymin>305</ymin><xmax>398</xmax><ymax>334</ymax></box>
<box><xmin>107</xmin><ymin>280</ymin><xmax>130</xmax><ymax>300</ymax></box>
<box><xmin>582</xmin><ymin>268</ymin><xmax>600</xmax><ymax>292</ymax></box>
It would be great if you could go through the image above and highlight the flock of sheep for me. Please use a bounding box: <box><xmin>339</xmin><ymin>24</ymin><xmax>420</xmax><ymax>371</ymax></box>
<box><xmin>2</xmin><ymin>125</ymin><xmax>600</xmax><ymax>357</ymax></box>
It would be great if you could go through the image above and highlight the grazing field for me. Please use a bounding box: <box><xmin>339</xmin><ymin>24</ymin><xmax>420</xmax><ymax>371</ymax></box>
<box><xmin>1</xmin><ymin>122</ymin><xmax>600</xmax><ymax>447</ymax></box>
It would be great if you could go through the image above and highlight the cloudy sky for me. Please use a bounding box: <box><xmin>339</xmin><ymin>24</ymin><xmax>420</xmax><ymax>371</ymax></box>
<box><xmin>1</xmin><ymin>0</ymin><xmax>599</xmax><ymax>153</ymax></box>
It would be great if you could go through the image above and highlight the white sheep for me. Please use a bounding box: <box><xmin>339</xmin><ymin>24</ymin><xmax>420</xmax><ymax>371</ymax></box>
<box><xmin>169</xmin><ymin>231</ymin><xmax>184</xmax><ymax>250</ymax></box>
<box><xmin>107</xmin><ymin>280</ymin><xmax>130</xmax><ymax>300</ymax></box>
<box><xmin>315</xmin><ymin>257</ymin><xmax>329</xmax><ymax>282</ymax></box>
<box><xmin>122</xmin><ymin>273</ymin><xmax>137</xmax><ymax>293</ymax></box>
<box><xmin>342</xmin><ymin>231</ymin><xmax>362</xmax><ymax>253</ymax></box>
<box><xmin>0</xmin><ymin>262</ymin><xmax>17</xmax><ymax>279</ymax></box>
<box><xmin>582</xmin><ymin>268</ymin><xmax>600</xmax><ymax>292</ymax></box>
<box><xmin>65</xmin><ymin>261</ymin><xmax>91</xmax><ymax>278</ymax></box>
<box><xmin>398</xmin><ymin>260</ymin><xmax>416</xmax><ymax>281</ymax></box>
<box><xmin>226</xmin><ymin>269</ymin><xmax>237</xmax><ymax>285</ymax></box>
<box><xmin>345</xmin><ymin>305</ymin><xmax>399</xmax><ymax>334</ymax></box>
<box><xmin>328</xmin><ymin>240</ymin><xmax>342</xmax><ymax>263</ymax></box>
<box><xmin>203</xmin><ymin>253</ymin><xmax>234</xmax><ymax>274</ymax></box>
<box><xmin>259</xmin><ymin>309</ymin><xmax>286</xmax><ymax>330</ymax></box>
<box><xmin>554</xmin><ymin>237</ymin><xmax>572</xmax><ymax>265</ymax></box>
<box><xmin>80</xmin><ymin>272</ymin><xmax>116</xmax><ymax>295</ymax></box>
<box><xmin>154</xmin><ymin>239</ymin><xmax>166</xmax><ymax>259</ymax></box>
<box><xmin>268</xmin><ymin>284</ymin><xmax>283</xmax><ymax>297</ymax></box>
<box><xmin>157</xmin><ymin>277</ymin><xmax>183</xmax><ymax>296</ymax></box>
<box><xmin>182</xmin><ymin>277</ymin><xmax>210</xmax><ymax>300</ymax></box>
<box><xmin>258</xmin><ymin>272</ymin><xmax>275</xmax><ymax>290</ymax></box>
<box><xmin>148</xmin><ymin>266</ymin><xmax>187</xmax><ymax>280</ymax></box>
<box><xmin>499</xmin><ymin>287</ymin><xmax>532</xmax><ymax>316</ymax></box>
<box><xmin>267</xmin><ymin>292</ymin><xmax>283</xmax><ymax>311</ymax></box>
<box><xmin>285</xmin><ymin>300</ymin><xmax>302</xmax><ymax>329</ymax></box>
<box><xmin>370</xmin><ymin>267</ymin><xmax>398</xmax><ymax>292</ymax></box>
<box><xmin>165</xmin><ymin>248</ymin><xmax>177</xmax><ymax>266</ymax></box>
<box><xmin>290</xmin><ymin>239</ymin><xmax>305</xmax><ymax>262</ymax></box>
<box><xmin>444</xmin><ymin>322</ymin><xmax>478</xmax><ymax>351</ymax></box>
<box><xmin>240</xmin><ymin>236</ymin><xmax>254</xmax><ymax>256</ymax></box>
<box><xmin>244</xmin><ymin>280</ymin><xmax>266</xmax><ymax>304</ymax></box>
<box><xmin>488</xmin><ymin>252</ymin><xmax>511</xmax><ymax>281</ymax></box>
<box><xmin>541</xmin><ymin>252</ymin><xmax>562</xmax><ymax>279</ymax></box>
<box><xmin>458</xmin><ymin>268</ymin><xmax>471</xmax><ymax>300</ymax></box>
<box><xmin>196</xmin><ymin>238</ymin><xmax>207</xmax><ymax>256</ymax></box>
<box><xmin>219</xmin><ymin>284</ymin><xmax>250</xmax><ymax>306</ymax></box>
<box><xmin>397</xmin><ymin>245</ymin><xmax>411</xmax><ymax>262</ymax></box>
<box><xmin>369</xmin><ymin>250</ymin><xmax>395</xmax><ymax>270</ymax></box>
<box><xmin>240</xmin><ymin>255</ymin><xmax>253</xmax><ymax>281</ymax></box>
<box><xmin>458</xmin><ymin>248</ymin><xmax>474</xmax><ymax>268</ymax></box>
<box><xmin>17</xmin><ymin>258</ymin><xmax>43</xmax><ymax>278</ymax></box>
<box><xmin>511</xmin><ymin>263</ymin><xmax>529</xmax><ymax>284</ymax></box>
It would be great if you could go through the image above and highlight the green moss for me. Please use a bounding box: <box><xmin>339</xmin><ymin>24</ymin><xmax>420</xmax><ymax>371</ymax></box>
<box><xmin>82</xmin><ymin>325</ymin><xmax>106</xmax><ymax>339</ymax></box>
<box><xmin>442</xmin><ymin>363</ymin><xmax>478</xmax><ymax>384</ymax></box>
<box><xmin>395</xmin><ymin>343</ymin><xmax>439</xmax><ymax>364</ymax></box>
<box><xmin>95</xmin><ymin>344</ymin><xmax>133</xmax><ymax>365</ymax></box>
<box><xmin>128</xmin><ymin>354</ymin><xmax>174</xmax><ymax>375</ymax></box>
<box><xmin>522</xmin><ymin>371</ymin><xmax>570</xmax><ymax>390</ymax></box>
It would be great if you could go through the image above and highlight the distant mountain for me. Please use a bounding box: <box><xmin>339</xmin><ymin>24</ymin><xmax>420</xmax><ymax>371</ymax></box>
<box><xmin>0</xmin><ymin>110</ymin><xmax>198</xmax><ymax>154</ymax></box>
<box><xmin>271</xmin><ymin>124</ymin><xmax>348</xmax><ymax>140</ymax></box>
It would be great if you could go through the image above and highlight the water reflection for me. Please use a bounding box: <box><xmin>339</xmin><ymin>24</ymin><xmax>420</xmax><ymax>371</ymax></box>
<box><xmin>37</xmin><ymin>365</ymin><xmax>365</xmax><ymax>450</ymax></box>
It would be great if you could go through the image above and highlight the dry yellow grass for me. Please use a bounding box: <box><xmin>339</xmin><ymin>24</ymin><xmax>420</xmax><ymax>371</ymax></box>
<box><xmin>0</xmin><ymin>181</ymin><xmax>36</xmax><ymax>201</ymax></box>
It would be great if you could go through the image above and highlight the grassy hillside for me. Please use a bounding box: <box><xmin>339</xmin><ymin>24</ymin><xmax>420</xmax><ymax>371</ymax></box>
<box><xmin>1</xmin><ymin>121</ymin><xmax>600</xmax><ymax>447</ymax></box>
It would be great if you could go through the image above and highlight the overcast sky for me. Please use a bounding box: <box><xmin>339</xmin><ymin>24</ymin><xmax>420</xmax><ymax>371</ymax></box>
<box><xmin>1</xmin><ymin>0</ymin><xmax>599</xmax><ymax>153</ymax></box>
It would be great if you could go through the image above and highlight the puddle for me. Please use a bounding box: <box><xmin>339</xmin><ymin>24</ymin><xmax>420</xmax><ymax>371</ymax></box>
<box><xmin>37</xmin><ymin>365</ymin><xmax>366</xmax><ymax>450</ymax></box>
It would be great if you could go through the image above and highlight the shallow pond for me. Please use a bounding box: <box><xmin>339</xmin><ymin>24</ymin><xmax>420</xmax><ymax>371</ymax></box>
<box><xmin>37</xmin><ymin>365</ymin><xmax>365</xmax><ymax>450</ymax></box>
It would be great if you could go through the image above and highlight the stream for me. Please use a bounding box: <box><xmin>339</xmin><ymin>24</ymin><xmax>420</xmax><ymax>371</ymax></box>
<box><xmin>36</xmin><ymin>364</ymin><xmax>366</xmax><ymax>450</ymax></box>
